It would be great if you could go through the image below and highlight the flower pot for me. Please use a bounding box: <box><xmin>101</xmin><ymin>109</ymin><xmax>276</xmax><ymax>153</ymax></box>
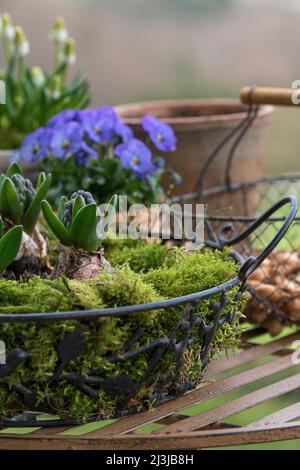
<box><xmin>115</xmin><ymin>99</ymin><xmax>273</xmax><ymax>200</ymax></box>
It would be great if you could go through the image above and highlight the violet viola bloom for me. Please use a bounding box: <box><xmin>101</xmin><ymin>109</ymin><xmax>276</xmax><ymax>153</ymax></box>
<box><xmin>50</xmin><ymin>121</ymin><xmax>83</xmax><ymax>159</ymax></box>
<box><xmin>47</xmin><ymin>110</ymin><xmax>79</xmax><ymax>128</ymax></box>
<box><xmin>75</xmin><ymin>143</ymin><xmax>98</xmax><ymax>166</ymax></box>
<box><xmin>115</xmin><ymin>120</ymin><xmax>134</xmax><ymax>142</ymax></box>
<box><xmin>80</xmin><ymin>106</ymin><xmax>118</xmax><ymax>144</ymax></box>
<box><xmin>141</xmin><ymin>115</ymin><xmax>177</xmax><ymax>152</ymax></box>
<box><xmin>115</xmin><ymin>139</ymin><xmax>156</xmax><ymax>177</ymax></box>
<box><xmin>20</xmin><ymin>127</ymin><xmax>53</xmax><ymax>163</ymax></box>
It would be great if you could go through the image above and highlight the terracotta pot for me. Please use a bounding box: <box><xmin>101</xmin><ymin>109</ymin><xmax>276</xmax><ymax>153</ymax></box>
<box><xmin>115</xmin><ymin>99</ymin><xmax>274</xmax><ymax>199</ymax></box>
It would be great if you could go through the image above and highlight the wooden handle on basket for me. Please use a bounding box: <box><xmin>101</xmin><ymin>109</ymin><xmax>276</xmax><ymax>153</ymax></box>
<box><xmin>240</xmin><ymin>86</ymin><xmax>300</xmax><ymax>107</ymax></box>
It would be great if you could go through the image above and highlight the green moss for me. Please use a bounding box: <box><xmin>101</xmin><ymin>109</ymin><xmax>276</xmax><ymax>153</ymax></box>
<box><xmin>108</xmin><ymin>243</ymin><xmax>169</xmax><ymax>272</ymax></box>
<box><xmin>0</xmin><ymin>245</ymin><xmax>244</xmax><ymax>422</ymax></box>
<box><xmin>143</xmin><ymin>248</ymin><xmax>236</xmax><ymax>298</ymax></box>
<box><xmin>0</xmin><ymin>277</ymin><xmax>72</xmax><ymax>314</ymax></box>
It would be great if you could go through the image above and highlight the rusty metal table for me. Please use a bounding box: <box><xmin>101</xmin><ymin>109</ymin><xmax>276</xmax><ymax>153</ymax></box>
<box><xmin>1</xmin><ymin>325</ymin><xmax>300</xmax><ymax>450</ymax></box>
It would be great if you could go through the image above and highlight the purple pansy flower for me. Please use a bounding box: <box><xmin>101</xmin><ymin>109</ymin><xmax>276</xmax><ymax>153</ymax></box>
<box><xmin>50</xmin><ymin>121</ymin><xmax>83</xmax><ymax>159</ymax></box>
<box><xmin>47</xmin><ymin>110</ymin><xmax>79</xmax><ymax>129</ymax></box>
<box><xmin>80</xmin><ymin>106</ymin><xmax>118</xmax><ymax>144</ymax></box>
<box><xmin>19</xmin><ymin>127</ymin><xmax>53</xmax><ymax>163</ymax></box>
<box><xmin>75</xmin><ymin>143</ymin><xmax>98</xmax><ymax>167</ymax></box>
<box><xmin>141</xmin><ymin>115</ymin><xmax>177</xmax><ymax>152</ymax></box>
<box><xmin>115</xmin><ymin>121</ymin><xmax>134</xmax><ymax>142</ymax></box>
<box><xmin>115</xmin><ymin>139</ymin><xmax>156</xmax><ymax>176</ymax></box>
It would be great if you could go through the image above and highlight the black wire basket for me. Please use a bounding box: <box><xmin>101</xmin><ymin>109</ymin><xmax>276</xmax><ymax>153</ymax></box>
<box><xmin>173</xmin><ymin>95</ymin><xmax>300</xmax><ymax>335</ymax></box>
<box><xmin>0</xmin><ymin>196</ymin><xmax>296</xmax><ymax>428</ymax></box>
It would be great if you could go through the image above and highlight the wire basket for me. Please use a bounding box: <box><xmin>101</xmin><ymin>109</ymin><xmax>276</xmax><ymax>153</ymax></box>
<box><xmin>173</xmin><ymin>93</ymin><xmax>300</xmax><ymax>335</ymax></box>
<box><xmin>0</xmin><ymin>197</ymin><xmax>296</xmax><ymax>428</ymax></box>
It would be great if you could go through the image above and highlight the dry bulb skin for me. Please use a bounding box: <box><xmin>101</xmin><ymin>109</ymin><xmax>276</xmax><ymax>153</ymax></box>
<box><xmin>3</xmin><ymin>219</ymin><xmax>50</xmax><ymax>278</ymax></box>
<box><xmin>54</xmin><ymin>245</ymin><xmax>113</xmax><ymax>280</ymax></box>
<box><xmin>246</xmin><ymin>250</ymin><xmax>300</xmax><ymax>335</ymax></box>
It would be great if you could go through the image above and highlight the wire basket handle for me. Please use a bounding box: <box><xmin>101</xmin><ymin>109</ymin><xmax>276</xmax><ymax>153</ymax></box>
<box><xmin>218</xmin><ymin>195</ymin><xmax>298</xmax><ymax>281</ymax></box>
<box><xmin>195</xmin><ymin>87</ymin><xmax>259</xmax><ymax>197</ymax></box>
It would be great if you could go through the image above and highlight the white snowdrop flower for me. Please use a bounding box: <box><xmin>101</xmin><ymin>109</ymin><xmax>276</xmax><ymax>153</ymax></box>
<box><xmin>50</xmin><ymin>17</ymin><xmax>68</xmax><ymax>43</ymax></box>
<box><xmin>4</xmin><ymin>24</ymin><xmax>15</xmax><ymax>40</ymax></box>
<box><xmin>52</xmin><ymin>90</ymin><xmax>61</xmax><ymax>100</ymax></box>
<box><xmin>45</xmin><ymin>88</ymin><xmax>61</xmax><ymax>100</ymax></box>
<box><xmin>31</xmin><ymin>67</ymin><xmax>45</xmax><ymax>87</ymax></box>
<box><xmin>17</xmin><ymin>40</ymin><xmax>30</xmax><ymax>57</ymax></box>
<box><xmin>66</xmin><ymin>54</ymin><xmax>76</xmax><ymax>65</ymax></box>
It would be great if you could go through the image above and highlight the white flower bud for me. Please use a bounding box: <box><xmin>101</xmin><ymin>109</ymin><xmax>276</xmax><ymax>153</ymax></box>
<box><xmin>4</xmin><ymin>24</ymin><xmax>15</xmax><ymax>40</ymax></box>
<box><xmin>50</xmin><ymin>17</ymin><xmax>68</xmax><ymax>44</ymax></box>
<box><xmin>14</xmin><ymin>26</ymin><xmax>30</xmax><ymax>56</ymax></box>
<box><xmin>2</xmin><ymin>13</ymin><xmax>15</xmax><ymax>39</ymax></box>
<box><xmin>66</xmin><ymin>54</ymin><xmax>76</xmax><ymax>65</ymax></box>
<box><xmin>31</xmin><ymin>66</ymin><xmax>45</xmax><ymax>87</ymax></box>
<box><xmin>17</xmin><ymin>40</ymin><xmax>30</xmax><ymax>57</ymax></box>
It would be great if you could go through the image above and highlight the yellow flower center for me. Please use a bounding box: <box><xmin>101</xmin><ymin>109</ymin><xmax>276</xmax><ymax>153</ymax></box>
<box><xmin>63</xmin><ymin>140</ymin><xmax>70</xmax><ymax>150</ymax></box>
<box><xmin>157</xmin><ymin>134</ymin><xmax>163</xmax><ymax>142</ymax></box>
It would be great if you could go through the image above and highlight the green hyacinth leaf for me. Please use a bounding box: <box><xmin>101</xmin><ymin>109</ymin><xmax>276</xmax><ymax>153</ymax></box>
<box><xmin>57</xmin><ymin>196</ymin><xmax>68</xmax><ymax>222</ymax></box>
<box><xmin>72</xmin><ymin>195</ymin><xmax>86</xmax><ymax>220</ymax></box>
<box><xmin>0</xmin><ymin>225</ymin><xmax>23</xmax><ymax>274</ymax></box>
<box><xmin>23</xmin><ymin>174</ymin><xmax>52</xmax><ymax>234</ymax></box>
<box><xmin>70</xmin><ymin>203</ymin><xmax>99</xmax><ymax>252</ymax></box>
<box><xmin>6</xmin><ymin>162</ymin><xmax>23</xmax><ymax>178</ymax></box>
<box><xmin>0</xmin><ymin>216</ymin><xmax>3</xmax><ymax>239</ymax></box>
<box><xmin>1</xmin><ymin>177</ymin><xmax>22</xmax><ymax>224</ymax></box>
<box><xmin>37</xmin><ymin>171</ymin><xmax>48</xmax><ymax>189</ymax></box>
<box><xmin>42</xmin><ymin>200</ymin><xmax>71</xmax><ymax>246</ymax></box>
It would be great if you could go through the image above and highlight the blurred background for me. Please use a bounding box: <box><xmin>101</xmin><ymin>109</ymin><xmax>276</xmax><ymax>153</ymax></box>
<box><xmin>1</xmin><ymin>0</ymin><xmax>300</xmax><ymax>175</ymax></box>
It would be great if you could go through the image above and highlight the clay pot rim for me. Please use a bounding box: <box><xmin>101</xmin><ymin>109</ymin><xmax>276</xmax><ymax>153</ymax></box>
<box><xmin>115</xmin><ymin>98</ymin><xmax>274</xmax><ymax>128</ymax></box>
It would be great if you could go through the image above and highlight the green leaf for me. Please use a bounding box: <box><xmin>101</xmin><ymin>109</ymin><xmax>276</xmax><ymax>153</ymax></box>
<box><xmin>6</xmin><ymin>162</ymin><xmax>23</xmax><ymax>178</ymax></box>
<box><xmin>37</xmin><ymin>171</ymin><xmax>47</xmax><ymax>189</ymax></box>
<box><xmin>70</xmin><ymin>203</ymin><xmax>99</xmax><ymax>252</ymax></box>
<box><xmin>0</xmin><ymin>225</ymin><xmax>23</xmax><ymax>274</ymax></box>
<box><xmin>42</xmin><ymin>200</ymin><xmax>71</xmax><ymax>246</ymax></box>
<box><xmin>23</xmin><ymin>174</ymin><xmax>52</xmax><ymax>234</ymax></box>
<box><xmin>57</xmin><ymin>195</ymin><xmax>68</xmax><ymax>222</ymax></box>
<box><xmin>72</xmin><ymin>195</ymin><xmax>86</xmax><ymax>220</ymax></box>
<box><xmin>0</xmin><ymin>177</ymin><xmax>22</xmax><ymax>224</ymax></box>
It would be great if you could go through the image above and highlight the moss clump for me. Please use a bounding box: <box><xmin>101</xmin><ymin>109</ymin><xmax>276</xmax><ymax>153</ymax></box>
<box><xmin>0</xmin><ymin>277</ymin><xmax>72</xmax><ymax>314</ymax></box>
<box><xmin>107</xmin><ymin>243</ymin><xmax>169</xmax><ymax>273</ymax></box>
<box><xmin>143</xmin><ymin>248</ymin><xmax>236</xmax><ymax>297</ymax></box>
<box><xmin>0</xmin><ymin>245</ymin><xmax>244</xmax><ymax>422</ymax></box>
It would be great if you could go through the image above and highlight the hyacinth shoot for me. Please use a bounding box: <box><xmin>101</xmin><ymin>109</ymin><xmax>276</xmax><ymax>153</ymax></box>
<box><xmin>0</xmin><ymin>162</ymin><xmax>51</xmax><ymax>234</ymax></box>
<box><xmin>42</xmin><ymin>190</ymin><xmax>101</xmax><ymax>252</ymax></box>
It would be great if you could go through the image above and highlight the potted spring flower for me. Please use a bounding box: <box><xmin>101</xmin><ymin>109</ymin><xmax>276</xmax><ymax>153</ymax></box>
<box><xmin>0</xmin><ymin>14</ymin><xmax>90</xmax><ymax>172</ymax></box>
<box><xmin>15</xmin><ymin>106</ymin><xmax>181</xmax><ymax>205</ymax></box>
